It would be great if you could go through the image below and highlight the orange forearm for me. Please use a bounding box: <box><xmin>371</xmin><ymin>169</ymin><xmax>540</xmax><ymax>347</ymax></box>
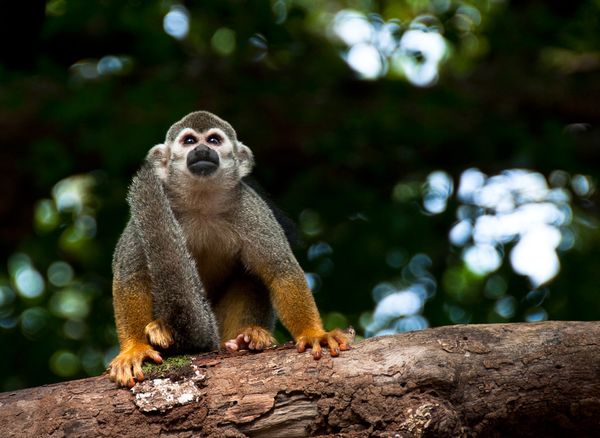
<box><xmin>269</xmin><ymin>274</ymin><xmax>324</xmax><ymax>339</ymax></box>
<box><xmin>112</xmin><ymin>274</ymin><xmax>154</xmax><ymax>348</ymax></box>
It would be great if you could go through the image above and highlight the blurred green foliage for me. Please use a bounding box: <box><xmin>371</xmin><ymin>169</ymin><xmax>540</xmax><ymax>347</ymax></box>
<box><xmin>1</xmin><ymin>0</ymin><xmax>600</xmax><ymax>390</ymax></box>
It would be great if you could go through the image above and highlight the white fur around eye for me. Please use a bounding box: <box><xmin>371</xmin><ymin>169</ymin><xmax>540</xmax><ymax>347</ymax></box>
<box><xmin>176</xmin><ymin>128</ymin><xmax>201</xmax><ymax>146</ymax></box>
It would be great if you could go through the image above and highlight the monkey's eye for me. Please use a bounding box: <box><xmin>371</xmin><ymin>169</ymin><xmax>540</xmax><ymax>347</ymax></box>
<box><xmin>206</xmin><ymin>134</ymin><xmax>222</xmax><ymax>145</ymax></box>
<box><xmin>182</xmin><ymin>135</ymin><xmax>198</xmax><ymax>145</ymax></box>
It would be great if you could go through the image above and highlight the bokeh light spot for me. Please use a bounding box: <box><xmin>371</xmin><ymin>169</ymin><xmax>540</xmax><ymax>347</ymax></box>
<box><xmin>80</xmin><ymin>347</ymin><xmax>104</xmax><ymax>376</ymax></box>
<box><xmin>299</xmin><ymin>209</ymin><xmax>323</xmax><ymax>237</ymax></box>
<box><xmin>47</xmin><ymin>261</ymin><xmax>74</xmax><ymax>287</ymax></box>
<box><xmin>52</xmin><ymin>175</ymin><xmax>93</xmax><ymax>214</ymax></box>
<box><xmin>571</xmin><ymin>174</ymin><xmax>594</xmax><ymax>197</ymax></box>
<box><xmin>484</xmin><ymin>275</ymin><xmax>507</xmax><ymax>299</ymax></box>
<box><xmin>63</xmin><ymin>319</ymin><xmax>87</xmax><ymax>340</ymax></box>
<box><xmin>423</xmin><ymin>171</ymin><xmax>453</xmax><ymax>214</ymax></box>
<box><xmin>304</xmin><ymin>272</ymin><xmax>322</xmax><ymax>293</ymax></box>
<box><xmin>449</xmin><ymin>220</ymin><xmax>473</xmax><ymax>246</ymax></box>
<box><xmin>20</xmin><ymin>307</ymin><xmax>49</xmax><ymax>339</ymax></box>
<box><xmin>49</xmin><ymin>350</ymin><xmax>80</xmax><ymax>377</ymax></box>
<box><xmin>464</xmin><ymin>244</ymin><xmax>501</xmax><ymax>276</ymax></box>
<box><xmin>15</xmin><ymin>267</ymin><xmax>45</xmax><ymax>299</ymax></box>
<box><xmin>394</xmin><ymin>29</ymin><xmax>447</xmax><ymax>87</ymax></box>
<box><xmin>371</xmin><ymin>282</ymin><xmax>396</xmax><ymax>303</ymax></box>
<box><xmin>211</xmin><ymin>28</ymin><xmax>236</xmax><ymax>56</ymax></box>
<box><xmin>510</xmin><ymin>227</ymin><xmax>560</xmax><ymax>287</ymax></box>
<box><xmin>272</xmin><ymin>0</ymin><xmax>288</xmax><ymax>24</ymax></box>
<box><xmin>446</xmin><ymin>304</ymin><xmax>471</xmax><ymax>323</ymax></box>
<box><xmin>346</xmin><ymin>43</ymin><xmax>384</xmax><ymax>79</ymax></box>
<box><xmin>46</xmin><ymin>0</ymin><xmax>66</xmax><ymax>16</ymax></box>
<box><xmin>34</xmin><ymin>199</ymin><xmax>59</xmax><ymax>233</ymax></box>
<box><xmin>163</xmin><ymin>5</ymin><xmax>190</xmax><ymax>40</ymax></box>
<box><xmin>373</xmin><ymin>290</ymin><xmax>424</xmax><ymax>320</ymax></box>
<box><xmin>0</xmin><ymin>286</ymin><xmax>16</xmax><ymax>308</ymax></box>
<box><xmin>307</xmin><ymin>242</ymin><xmax>333</xmax><ymax>261</ymax></box>
<box><xmin>393</xmin><ymin>315</ymin><xmax>429</xmax><ymax>332</ymax></box>
<box><xmin>525</xmin><ymin>307</ymin><xmax>548</xmax><ymax>322</ymax></box>
<box><xmin>70</xmin><ymin>61</ymin><xmax>99</xmax><ymax>80</ymax></box>
<box><xmin>50</xmin><ymin>289</ymin><xmax>90</xmax><ymax>319</ymax></box>
<box><xmin>97</xmin><ymin>55</ymin><xmax>123</xmax><ymax>75</ymax></box>
<box><xmin>495</xmin><ymin>296</ymin><xmax>516</xmax><ymax>319</ymax></box>
<box><xmin>332</xmin><ymin>10</ymin><xmax>373</xmax><ymax>46</ymax></box>
<box><xmin>385</xmin><ymin>249</ymin><xmax>406</xmax><ymax>268</ymax></box>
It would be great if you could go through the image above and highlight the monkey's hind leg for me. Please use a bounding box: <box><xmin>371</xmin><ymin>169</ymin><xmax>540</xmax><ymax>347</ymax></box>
<box><xmin>214</xmin><ymin>276</ymin><xmax>276</xmax><ymax>352</ymax></box>
<box><xmin>109</xmin><ymin>274</ymin><xmax>164</xmax><ymax>387</ymax></box>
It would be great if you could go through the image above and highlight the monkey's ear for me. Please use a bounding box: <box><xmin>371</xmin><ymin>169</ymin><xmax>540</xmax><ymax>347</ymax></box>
<box><xmin>147</xmin><ymin>144</ymin><xmax>169</xmax><ymax>180</ymax></box>
<box><xmin>237</xmin><ymin>142</ymin><xmax>255</xmax><ymax>177</ymax></box>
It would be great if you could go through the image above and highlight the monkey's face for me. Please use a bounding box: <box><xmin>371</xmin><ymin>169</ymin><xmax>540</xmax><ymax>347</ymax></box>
<box><xmin>180</xmin><ymin>129</ymin><xmax>224</xmax><ymax>177</ymax></box>
<box><xmin>148</xmin><ymin>126</ymin><xmax>254</xmax><ymax>186</ymax></box>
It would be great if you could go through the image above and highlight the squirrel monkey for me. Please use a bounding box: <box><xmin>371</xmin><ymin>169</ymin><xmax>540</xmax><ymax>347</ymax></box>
<box><xmin>109</xmin><ymin>111</ymin><xmax>350</xmax><ymax>387</ymax></box>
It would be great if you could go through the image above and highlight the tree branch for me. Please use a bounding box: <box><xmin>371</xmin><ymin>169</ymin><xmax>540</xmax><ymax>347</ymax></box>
<box><xmin>2</xmin><ymin>321</ymin><xmax>599</xmax><ymax>437</ymax></box>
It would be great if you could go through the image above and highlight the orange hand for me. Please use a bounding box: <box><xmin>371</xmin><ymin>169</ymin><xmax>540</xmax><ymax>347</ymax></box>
<box><xmin>108</xmin><ymin>342</ymin><xmax>163</xmax><ymax>387</ymax></box>
<box><xmin>296</xmin><ymin>328</ymin><xmax>351</xmax><ymax>359</ymax></box>
<box><xmin>223</xmin><ymin>325</ymin><xmax>275</xmax><ymax>352</ymax></box>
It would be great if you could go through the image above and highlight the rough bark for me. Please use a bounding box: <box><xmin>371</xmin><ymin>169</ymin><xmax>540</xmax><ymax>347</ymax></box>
<box><xmin>1</xmin><ymin>321</ymin><xmax>599</xmax><ymax>437</ymax></box>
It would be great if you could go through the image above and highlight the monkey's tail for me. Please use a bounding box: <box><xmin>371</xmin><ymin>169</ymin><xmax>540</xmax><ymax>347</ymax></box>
<box><xmin>127</xmin><ymin>163</ymin><xmax>219</xmax><ymax>351</ymax></box>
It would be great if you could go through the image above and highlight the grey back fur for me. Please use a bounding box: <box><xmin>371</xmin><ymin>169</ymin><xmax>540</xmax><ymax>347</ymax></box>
<box><xmin>126</xmin><ymin>162</ymin><xmax>219</xmax><ymax>351</ymax></box>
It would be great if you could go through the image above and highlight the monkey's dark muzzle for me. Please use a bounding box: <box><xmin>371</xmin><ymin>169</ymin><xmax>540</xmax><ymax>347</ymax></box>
<box><xmin>187</xmin><ymin>145</ymin><xmax>220</xmax><ymax>176</ymax></box>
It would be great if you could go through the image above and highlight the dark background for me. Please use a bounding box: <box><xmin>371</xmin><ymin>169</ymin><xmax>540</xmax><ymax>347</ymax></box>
<box><xmin>1</xmin><ymin>0</ymin><xmax>599</xmax><ymax>391</ymax></box>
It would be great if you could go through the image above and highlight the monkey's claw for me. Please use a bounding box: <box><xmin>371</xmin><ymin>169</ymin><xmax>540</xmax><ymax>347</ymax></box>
<box><xmin>224</xmin><ymin>326</ymin><xmax>275</xmax><ymax>352</ymax></box>
<box><xmin>296</xmin><ymin>328</ymin><xmax>351</xmax><ymax>360</ymax></box>
<box><xmin>108</xmin><ymin>342</ymin><xmax>163</xmax><ymax>388</ymax></box>
<box><xmin>145</xmin><ymin>319</ymin><xmax>174</xmax><ymax>349</ymax></box>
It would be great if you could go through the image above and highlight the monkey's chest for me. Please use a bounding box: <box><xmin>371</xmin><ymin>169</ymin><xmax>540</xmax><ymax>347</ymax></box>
<box><xmin>181</xmin><ymin>218</ymin><xmax>241</xmax><ymax>295</ymax></box>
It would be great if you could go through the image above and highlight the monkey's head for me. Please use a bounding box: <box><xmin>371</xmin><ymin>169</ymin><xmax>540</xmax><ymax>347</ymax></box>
<box><xmin>147</xmin><ymin>111</ymin><xmax>254</xmax><ymax>189</ymax></box>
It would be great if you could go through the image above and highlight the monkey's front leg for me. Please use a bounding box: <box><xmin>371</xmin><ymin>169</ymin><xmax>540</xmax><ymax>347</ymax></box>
<box><xmin>269</xmin><ymin>273</ymin><xmax>351</xmax><ymax>359</ymax></box>
<box><xmin>237</xmin><ymin>188</ymin><xmax>351</xmax><ymax>358</ymax></box>
<box><xmin>109</xmin><ymin>275</ymin><xmax>165</xmax><ymax>387</ymax></box>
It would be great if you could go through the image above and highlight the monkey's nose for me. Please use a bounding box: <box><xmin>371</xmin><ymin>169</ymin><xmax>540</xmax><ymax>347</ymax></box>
<box><xmin>189</xmin><ymin>144</ymin><xmax>215</xmax><ymax>160</ymax></box>
<box><xmin>187</xmin><ymin>145</ymin><xmax>220</xmax><ymax>176</ymax></box>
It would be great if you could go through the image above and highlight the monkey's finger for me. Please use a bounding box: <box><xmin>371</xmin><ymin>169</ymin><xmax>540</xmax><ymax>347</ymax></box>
<box><xmin>133</xmin><ymin>361</ymin><xmax>145</xmax><ymax>382</ymax></box>
<box><xmin>236</xmin><ymin>334</ymin><xmax>249</xmax><ymax>349</ymax></box>
<box><xmin>334</xmin><ymin>334</ymin><xmax>350</xmax><ymax>351</ymax></box>
<box><xmin>119</xmin><ymin>365</ymin><xmax>135</xmax><ymax>388</ymax></box>
<box><xmin>108</xmin><ymin>363</ymin><xmax>117</xmax><ymax>382</ymax></box>
<box><xmin>114</xmin><ymin>363</ymin><xmax>126</xmax><ymax>386</ymax></box>
<box><xmin>312</xmin><ymin>341</ymin><xmax>323</xmax><ymax>360</ymax></box>
<box><xmin>113</xmin><ymin>364</ymin><xmax>122</xmax><ymax>385</ymax></box>
<box><xmin>224</xmin><ymin>340</ymin><xmax>239</xmax><ymax>351</ymax></box>
<box><xmin>296</xmin><ymin>339</ymin><xmax>307</xmax><ymax>353</ymax></box>
<box><xmin>146</xmin><ymin>350</ymin><xmax>163</xmax><ymax>364</ymax></box>
<box><xmin>326</xmin><ymin>336</ymin><xmax>340</xmax><ymax>357</ymax></box>
<box><xmin>123</xmin><ymin>367</ymin><xmax>134</xmax><ymax>388</ymax></box>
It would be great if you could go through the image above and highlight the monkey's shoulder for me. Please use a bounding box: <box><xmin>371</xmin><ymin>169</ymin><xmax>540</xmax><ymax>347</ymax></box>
<box><xmin>239</xmin><ymin>179</ymin><xmax>298</xmax><ymax>245</ymax></box>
